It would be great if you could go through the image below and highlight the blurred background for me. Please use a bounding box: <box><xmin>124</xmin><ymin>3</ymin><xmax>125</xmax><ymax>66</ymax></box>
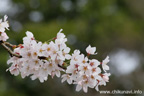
<box><xmin>0</xmin><ymin>0</ymin><xmax>144</xmax><ymax>96</ymax></box>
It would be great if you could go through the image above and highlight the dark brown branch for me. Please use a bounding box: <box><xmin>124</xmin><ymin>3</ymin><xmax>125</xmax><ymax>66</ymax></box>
<box><xmin>0</xmin><ymin>41</ymin><xmax>22</xmax><ymax>58</ymax></box>
<box><xmin>4</xmin><ymin>41</ymin><xmax>14</xmax><ymax>47</ymax></box>
<box><xmin>38</xmin><ymin>56</ymin><xmax>48</xmax><ymax>60</ymax></box>
<box><xmin>38</xmin><ymin>56</ymin><xmax>66</xmax><ymax>70</ymax></box>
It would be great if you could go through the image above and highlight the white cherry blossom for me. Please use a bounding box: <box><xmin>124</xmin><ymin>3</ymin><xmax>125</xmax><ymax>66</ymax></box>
<box><xmin>61</xmin><ymin>74</ymin><xmax>72</xmax><ymax>84</ymax></box>
<box><xmin>86</xmin><ymin>45</ymin><xmax>97</xmax><ymax>55</ymax></box>
<box><xmin>0</xmin><ymin>15</ymin><xmax>9</xmax><ymax>33</ymax></box>
<box><xmin>0</xmin><ymin>32</ymin><xmax>9</xmax><ymax>41</ymax></box>
<box><xmin>0</xmin><ymin>15</ymin><xmax>9</xmax><ymax>41</ymax></box>
<box><xmin>6</xmin><ymin>30</ymin><xmax>110</xmax><ymax>93</ymax></box>
<box><xmin>102</xmin><ymin>56</ymin><xmax>110</xmax><ymax>72</ymax></box>
<box><xmin>1</xmin><ymin>14</ymin><xmax>110</xmax><ymax>93</ymax></box>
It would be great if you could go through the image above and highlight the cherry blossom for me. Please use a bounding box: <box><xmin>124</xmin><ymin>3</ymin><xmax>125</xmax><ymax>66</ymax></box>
<box><xmin>102</xmin><ymin>56</ymin><xmax>110</xmax><ymax>72</ymax></box>
<box><xmin>61</xmin><ymin>74</ymin><xmax>72</xmax><ymax>84</ymax></box>
<box><xmin>0</xmin><ymin>15</ymin><xmax>9</xmax><ymax>41</ymax></box>
<box><xmin>0</xmin><ymin>15</ymin><xmax>9</xmax><ymax>32</ymax></box>
<box><xmin>61</xmin><ymin>48</ymin><xmax>110</xmax><ymax>93</ymax></box>
<box><xmin>0</xmin><ymin>32</ymin><xmax>9</xmax><ymax>41</ymax></box>
<box><xmin>0</xmin><ymin>15</ymin><xmax>110</xmax><ymax>93</ymax></box>
<box><xmin>86</xmin><ymin>45</ymin><xmax>97</xmax><ymax>55</ymax></box>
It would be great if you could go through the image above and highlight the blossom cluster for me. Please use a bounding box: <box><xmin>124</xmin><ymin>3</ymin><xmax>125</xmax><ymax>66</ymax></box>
<box><xmin>7</xmin><ymin>29</ymin><xmax>71</xmax><ymax>83</ymax></box>
<box><xmin>61</xmin><ymin>46</ymin><xmax>110</xmax><ymax>93</ymax></box>
<box><xmin>0</xmin><ymin>15</ymin><xmax>110</xmax><ymax>93</ymax></box>
<box><xmin>0</xmin><ymin>15</ymin><xmax>9</xmax><ymax>41</ymax></box>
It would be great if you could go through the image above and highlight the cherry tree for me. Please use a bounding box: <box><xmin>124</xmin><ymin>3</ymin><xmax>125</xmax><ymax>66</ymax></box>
<box><xmin>0</xmin><ymin>15</ymin><xmax>110</xmax><ymax>93</ymax></box>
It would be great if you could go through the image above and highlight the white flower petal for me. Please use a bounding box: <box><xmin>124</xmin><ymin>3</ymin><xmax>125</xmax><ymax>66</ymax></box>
<box><xmin>76</xmin><ymin>85</ymin><xmax>82</xmax><ymax>92</ymax></box>
<box><xmin>83</xmin><ymin>86</ymin><xmax>88</xmax><ymax>93</ymax></box>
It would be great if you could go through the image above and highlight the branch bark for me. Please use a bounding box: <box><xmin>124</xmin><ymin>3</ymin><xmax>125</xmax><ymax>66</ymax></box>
<box><xmin>0</xmin><ymin>41</ymin><xmax>22</xmax><ymax>58</ymax></box>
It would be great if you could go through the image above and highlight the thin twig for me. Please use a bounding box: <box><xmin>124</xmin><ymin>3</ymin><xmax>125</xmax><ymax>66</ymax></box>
<box><xmin>46</xmin><ymin>37</ymin><xmax>56</xmax><ymax>43</ymax></box>
<box><xmin>0</xmin><ymin>41</ymin><xmax>22</xmax><ymax>58</ymax></box>
<box><xmin>4</xmin><ymin>41</ymin><xmax>14</xmax><ymax>47</ymax></box>
<box><xmin>58</xmin><ymin>64</ymin><xmax>66</xmax><ymax>70</ymax></box>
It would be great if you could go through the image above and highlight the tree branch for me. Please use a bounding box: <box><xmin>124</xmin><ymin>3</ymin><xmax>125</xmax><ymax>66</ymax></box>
<box><xmin>0</xmin><ymin>41</ymin><xmax>22</xmax><ymax>58</ymax></box>
<box><xmin>3</xmin><ymin>41</ymin><xmax>14</xmax><ymax>47</ymax></box>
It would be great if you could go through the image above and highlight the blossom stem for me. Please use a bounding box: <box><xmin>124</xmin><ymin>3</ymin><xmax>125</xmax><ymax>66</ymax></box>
<box><xmin>58</xmin><ymin>64</ymin><xmax>66</xmax><ymax>70</ymax></box>
<box><xmin>0</xmin><ymin>41</ymin><xmax>22</xmax><ymax>58</ymax></box>
<box><xmin>3</xmin><ymin>41</ymin><xmax>14</xmax><ymax>47</ymax></box>
<box><xmin>46</xmin><ymin>37</ymin><xmax>55</xmax><ymax>43</ymax></box>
